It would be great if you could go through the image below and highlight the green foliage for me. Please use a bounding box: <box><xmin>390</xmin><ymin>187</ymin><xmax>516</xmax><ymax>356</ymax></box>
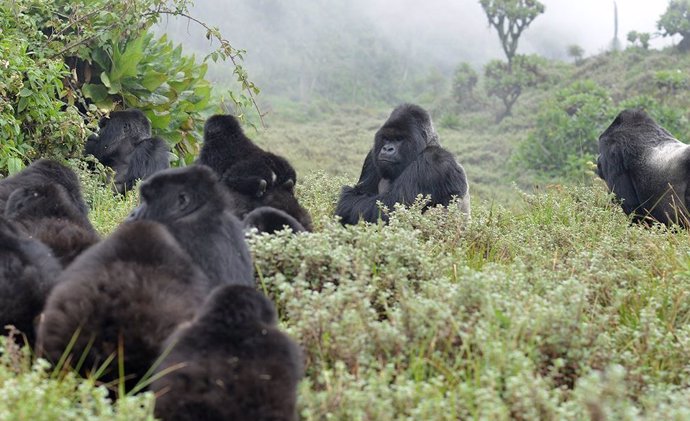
<box><xmin>566</xmin><ymin>44</ymin><xmax>585</xmax><ymax>64</ymax></box>
<box><xmin>479</xmin><ymin>0</ymin><xmax>545</xmax><ymax>63</ymax></box>
<box><xmin>0</xmin><ymin>335</ymin><xmax>155</xmax><ymax>420</ymax></box>
<box><xmin>83</xmin><ymin>32</ymin><xmax>212</xmax><ymax>164</ymax></box>
<box><xmin>658</xmin><ymin>0</ymin><xmax>690</xmax><ymax>51</ymax></box>
<box><xmin>0</xmin><ymin>5</ymin><xmax>87</xmax><ymax>174</ymax></box>
<box><xmin>451</xmin><ymin>63</ymin><xmax>479</xmax><ymax>109</ymax></box>
<box><xmin>516</xmin><ymin>80</ymin><xmax>613</xmax><ymax>178</ymax></box>
<box><xmin>0</xmin><ymin>0</ymin><xmax>257</xmax><ymax>174</ymax></box>
<box><xmin>484</xmin><ymin>54</ymin><xmax>545</xmax><ymax>122</ymax></box>
<box><xmin>654</xmin><ymin>69</ymin><xmax>690</xmax><ymax>96</ymax></box>
<box><xmin>627</xmin><ymin>31</ymin><xmax>651</xmax><ymax>49</ymax></box>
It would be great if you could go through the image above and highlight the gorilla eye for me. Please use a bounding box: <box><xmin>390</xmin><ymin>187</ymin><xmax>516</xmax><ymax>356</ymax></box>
<box><xmin>178</xmin><ymin>192</ymin><xmax>190</xmax><ymax>208</ymax></box>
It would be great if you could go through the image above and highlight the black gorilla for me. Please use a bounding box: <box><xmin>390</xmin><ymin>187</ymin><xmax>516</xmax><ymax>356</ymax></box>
<box><xmin>198</xmin><ymin>115</ymin><xmax>312</xmax><ymax>231</ymax></box>
<box><xmin>85</xmin><ymin>109</ymin><xmax>170</xmax><ymax>194</ymax></box>
<box><xmin>243</xmin><ymin>206</ymin><xmax>308</xmax><ymax>234</ymax></box>
<box><xmin>0</xmin><ymin>217</ymin><xmax>61</xmax><ymax>345</ymax></box>
<box><xmin>0</xmin><ymin>159</ymin><xmax>88</xmax><ymax>215</ymax></box>
<box><xmin>151</xmin><ymin>285</ymin><xmax>302</xmax><ymax>421</ymax></box>
<box><xmin>336</xmin><ymin>104</ymin><xmax>471</xmax><ymax>224</ymax></box>
<box><xmin>128</xmin><ymin>165</ymin><xmax>254</xmax><ymax>286</ymax></box>
<box><xmin>5</xmin><ymin>183</ymin><xmax>99</xmax><ymax>267</ymax></box>
<box><xmin>598</xmin><ymin>109</ymin><xmax>690</xmax><ymax>226</ymax></box>
<box><xmin>199</xmin><ymin>114</ymin><xmax>296</xmax><ymax>196</ymax></box>
<box><xmin>37</xmin><ymin>221</ymin><xmax>212</xmax><ymax>390</ymax></box>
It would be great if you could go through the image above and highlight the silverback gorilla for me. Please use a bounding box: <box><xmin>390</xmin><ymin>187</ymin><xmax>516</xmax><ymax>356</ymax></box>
<box><xmin>336</xmin><ymin>104</ymin><xmax>470</xmax><ymax>224</ymax></box>
<box><xmin>597</xmin><ymin>109</ymin><xmax>690</xmax><ymax>226</ymax></box>
<box><xmin>151</xmin><ymin>285</ymin><xmax>302</xmax><ymax>421</ymax></box>
<box><xmin>85</xmin><ymin>109</ymin><xmax>170</xmax><ymax>193</ymax></box>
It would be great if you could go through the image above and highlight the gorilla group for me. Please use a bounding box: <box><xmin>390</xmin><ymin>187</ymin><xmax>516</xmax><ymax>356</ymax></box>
<box><xmin>597</xmin><ymin>109</ymin><xmax>690</xmax><ymax>226</ymax></box>
<box><xmin>85</xmin><ymin>109</ymin><xmax>170</xmax><ymax>194</ymax></box>
<box><xmin>336</xmin><ymin>104</ymin><xmax>470</xmax><ymax>224</ymax></box>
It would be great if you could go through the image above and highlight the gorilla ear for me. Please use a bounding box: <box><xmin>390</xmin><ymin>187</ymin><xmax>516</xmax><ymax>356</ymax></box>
<box><xmin>282</xmin><ymin>179</ymin><xmax>295</xmax><ymax>191</ymax></box>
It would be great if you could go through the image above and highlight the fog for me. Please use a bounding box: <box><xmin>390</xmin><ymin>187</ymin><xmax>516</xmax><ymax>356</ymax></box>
<box><xmin>159</xmin><ymin>0</ymin><xmax>678</xmax><ymax>100</ymax></box>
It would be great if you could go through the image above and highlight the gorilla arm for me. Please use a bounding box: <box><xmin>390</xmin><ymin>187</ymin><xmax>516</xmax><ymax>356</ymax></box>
<box><xmin>336</xmin><ymin>146</ymin><xmax>469</xmax><ymax>224</ymax></box>
<box><xmin>596</xmin><ymin>150</ymin><xmax>642</xmax><ymax>217</ymax></box>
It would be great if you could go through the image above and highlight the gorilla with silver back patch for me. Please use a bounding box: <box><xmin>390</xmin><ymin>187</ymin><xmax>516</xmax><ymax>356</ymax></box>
<box><xmin>36</xmin><ymin>220</ymin><xmax>212</xmax><ymax>390</ymax></box>
<box><xmin>128</xmin><ymin>165</ymin><xmax>254</xmax><ymax>286</ymax></box>
<box><xmin>597</xmin><ymin>108</ymin><xmax>690</xmax><ymax>226</ymax></box>
<box><xmin>151</xmin><ymin>285</ymin><xmax>302</xmax><ymax>421</ymax></box>
<box><xmin>5</xmin><ymin>183</ymin><xmax>100</xmax><ymax>267</ymax></box>
<box><xmin>0</xmin><ymin>217</ymin><xmax>61</xmax><ymax>345</ymax></box>
<box><xmin>85</xmin><ymin>109</ymin><xmax>170</xmax><ymax>194</ymax></box>
<box><xmin>336</xmin><ymin>104</ymin><xmax>470</xmax><ymax>224</ymax></box>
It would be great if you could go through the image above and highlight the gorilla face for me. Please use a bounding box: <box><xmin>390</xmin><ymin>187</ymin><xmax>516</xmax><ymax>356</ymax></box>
<box><xmin>86</xmin><ymin>110</ymin><xmax>152</xmax><ymax>158</ymax></box>
<box><xmin>129</xmin><ymin>166</ymin><xmax>224</xmax><ymax>224</ymax></box>
<box><xmin>374</xmin><ymin>125</ymin><xmax>425</xmax><ymax>180</ymax></box>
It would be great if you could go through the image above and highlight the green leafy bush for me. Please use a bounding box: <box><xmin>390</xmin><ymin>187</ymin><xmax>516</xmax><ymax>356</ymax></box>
<box><xmin>452</xmin><ymin>63</ymin><xmax>479</xmax><ymax>109</ymax></box>
<box><xmin>516</xmin><ymin>80</ymin><xmax>612</xmax><ymax>179</ymax></box>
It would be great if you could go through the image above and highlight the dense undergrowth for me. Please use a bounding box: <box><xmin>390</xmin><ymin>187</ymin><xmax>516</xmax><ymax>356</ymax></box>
<box><xmin>3</xmin><ymin>166</ymin><xmax>690</xmax><ymax>420</ymax></box>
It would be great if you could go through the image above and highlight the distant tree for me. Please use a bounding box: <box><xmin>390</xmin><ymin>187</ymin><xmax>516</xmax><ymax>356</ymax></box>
<box><xmin>567</xmin><ymin>44</ymin><xmax>585</xmax><ymax>65</ymax></box>
<box><xmin>627</xmin><ymin>31</ymin><xmax>651</xmax><ymax>49</ymax></box>
<box><xmin>658</xmin><ymin>0</ymin><xmax>690</xmax><ymax>52</ymax></box>
<box><xmin>611</xmin><ymin>1</ymin><xmax>622</xmax><ymax>51</ymax></box>
<box><xmin>484</xmin><ymin>54</ymin><xmax>544</xmax><ymax>122</ymax></box>
<box><xmin>479</xmin><ymin>0</ymin><xmax>545</xmax><ymax>64</ymax></box>
<box><xmin>452</xmin><ymin>63</ymin><xmax>479</xmax><ymax>108</ymax></box>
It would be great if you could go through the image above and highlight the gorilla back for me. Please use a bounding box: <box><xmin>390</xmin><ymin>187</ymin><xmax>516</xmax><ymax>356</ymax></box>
<box><xmin>597</xmin><ymin>109</ymin><xmax>690</xmax><ymax>226</ymax></box>
<box><xmin>128</xmin><ymin>165</ymin><xmax>254</xmax><ymax>286</ymax></box>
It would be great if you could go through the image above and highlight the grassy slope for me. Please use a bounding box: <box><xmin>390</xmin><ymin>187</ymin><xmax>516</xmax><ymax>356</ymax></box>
<box><xmin>3</xmin><ymin>48</ymin><xmax>690</xmax><ymax>419</ymax></box>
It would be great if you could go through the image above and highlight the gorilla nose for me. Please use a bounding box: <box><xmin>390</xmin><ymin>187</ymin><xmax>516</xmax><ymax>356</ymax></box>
<box><xmin>381</xmin><ymin>145</ymin><xmax>395</xmax><ymax>155</ymax></box>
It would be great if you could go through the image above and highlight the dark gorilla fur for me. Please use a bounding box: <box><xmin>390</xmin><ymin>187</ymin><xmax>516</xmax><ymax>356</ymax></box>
<box><xmin>36</xmin><ymin>221</ymin><xmax>212</xmax><ymax>390</ymax></box>
<box><xmin>0</xmin><ymin>217</ymin><xmax>61</xmax><ymax>345</ymax></box>
<box><xmin>128</xmin><ymin>165</ymin><xmax>254</xmax><ymax>286</ymax></box>
<box><xmin>198</xmin><ymin>115</ymin><xmax>312</xmax><ymax>231</ymax></box>
<box><xmin>5</xmin><ymin>183</ymin><xmax>99</xmax><ymax>267</ymax></box>
<box><xmin>0</xmin><ymin>159</ymin><xmax>88</xmax><ymax>215</ymax></box>
<box><xmin>336</xmin><ymin>104</ymin><xmax>470</xmax><ymax>224</ymax></box>
<box><xmin>151</xmin><ymin>285</ymin><xmax>303</xmax><ymax>421</ymax></box>
<box><xmin>243</xmin><ymin>206</ymin><xmax>307</xmax><ymax>234</ymax></box>
<box><xmin>597</xmin><ymin>108</ymin><xmax>690</xmax><ymax>226</ymax></box>
<box><xmin>85</xmin><ymin>109</ymin><xmax>170</xmax><ymax>194</ymax></box>
<box><xmin>199</xmin><ymin>114</ymin><xmax>296</xmax><ymax>195</ymax></box>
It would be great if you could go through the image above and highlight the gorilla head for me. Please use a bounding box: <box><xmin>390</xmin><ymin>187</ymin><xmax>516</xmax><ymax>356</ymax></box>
<box><xmin>85</xmin><ymin>109</ymin><xmax>151</xmax><ymax>158</ymax></box>
<box><xmin>150</xmin><ymin>285</ymin><xmax>302</xmax><ymax>421</ymax></box>
<box><xmin>374</xmin><ymin>104</ymin><xmax>439</xmax><ymax>180</ymax></box>
<box><xmin>129</xmin><ymin>165</ymin><xmax>254</xmax><ymax>287</ymax></box>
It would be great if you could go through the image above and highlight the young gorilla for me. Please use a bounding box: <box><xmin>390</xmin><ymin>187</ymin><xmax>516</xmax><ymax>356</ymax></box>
<box><xmin>85</xmin><ymin>109</ymin><xmax>170</xmax><ymax>194</ymax></box>
<box><xmin>5</xmin><ymin>183</ymin><xmax>100</xmax><ymax>267</ymax></box>
<box><xmin>0</xmin><ymin>217</ymin><xmax>61</xmax><ymax>345</ymax></box>
<box><xmin>198</xmin><ymin>115</ymin><xmax>313</xmax><ymax>231</ymax></box>
<box><xmin>36</xmin><ymin>221</ymin><xmax>212</xmax><ymax>390</ymax></box>
<box><xmin>151</xmin><ymin>285</ymin><xmax>303</xmax><ymax>421</ymax></box>
<box><xmin>336</xmin><ymin>104</ymin><xmax>470</xmax><ymax>225</ymax></box>
<box><xmin>127</xmin><ymin>165</ymin><xmax>254</xmax><ymax>287</ymax></box>
<box><xmin>0</xmin><ymin>159</ymin><xmax>88</xmax><ymax>215</ymax></box>
<box><xmin>597</xmin><ymin>108</ymin><xmax>690</xmax><ymax>226</ymax></box>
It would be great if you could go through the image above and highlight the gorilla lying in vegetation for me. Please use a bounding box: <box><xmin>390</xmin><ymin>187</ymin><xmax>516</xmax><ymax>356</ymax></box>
<box><xmin>85</xmin><ymin>109</ymin><xmax>170</xmax><ymax>194</ymax></box>
<box><xmin>151</xmin><ymin>285</ymin><xmax>302</xmax><ymax>421</ymax></box>
<box><xmin>0</xmin><ymin>217</ymin><xmax>61</xmax><ymax>345</ymax></box>
<box><xmin>597</xmin><ymin>109</ymin><xmax>690</xmax><ymax>226</ymax></box>
<box><xmin>5</xmin><ymin>183</ymin><xmax>99</xmax><ymax>267</ymax></box>
<box><xmin>198</xmin><ymin>114</ymin><xmax>313</xmax><ymax>231</ymax></box>
<box><xmin>0</xmin><ymin>159</ymin><xmax>88</xmax><ymax>215</ymax></box>
<box><xmin>336</xmin><ymin>104</ymin><xmax>470</xmax><ymax>224</ymax></box>
<box><xmin>37</xmin><ymin>220</ymin><xmax>212</xmax><ymax>390</ymax></box>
